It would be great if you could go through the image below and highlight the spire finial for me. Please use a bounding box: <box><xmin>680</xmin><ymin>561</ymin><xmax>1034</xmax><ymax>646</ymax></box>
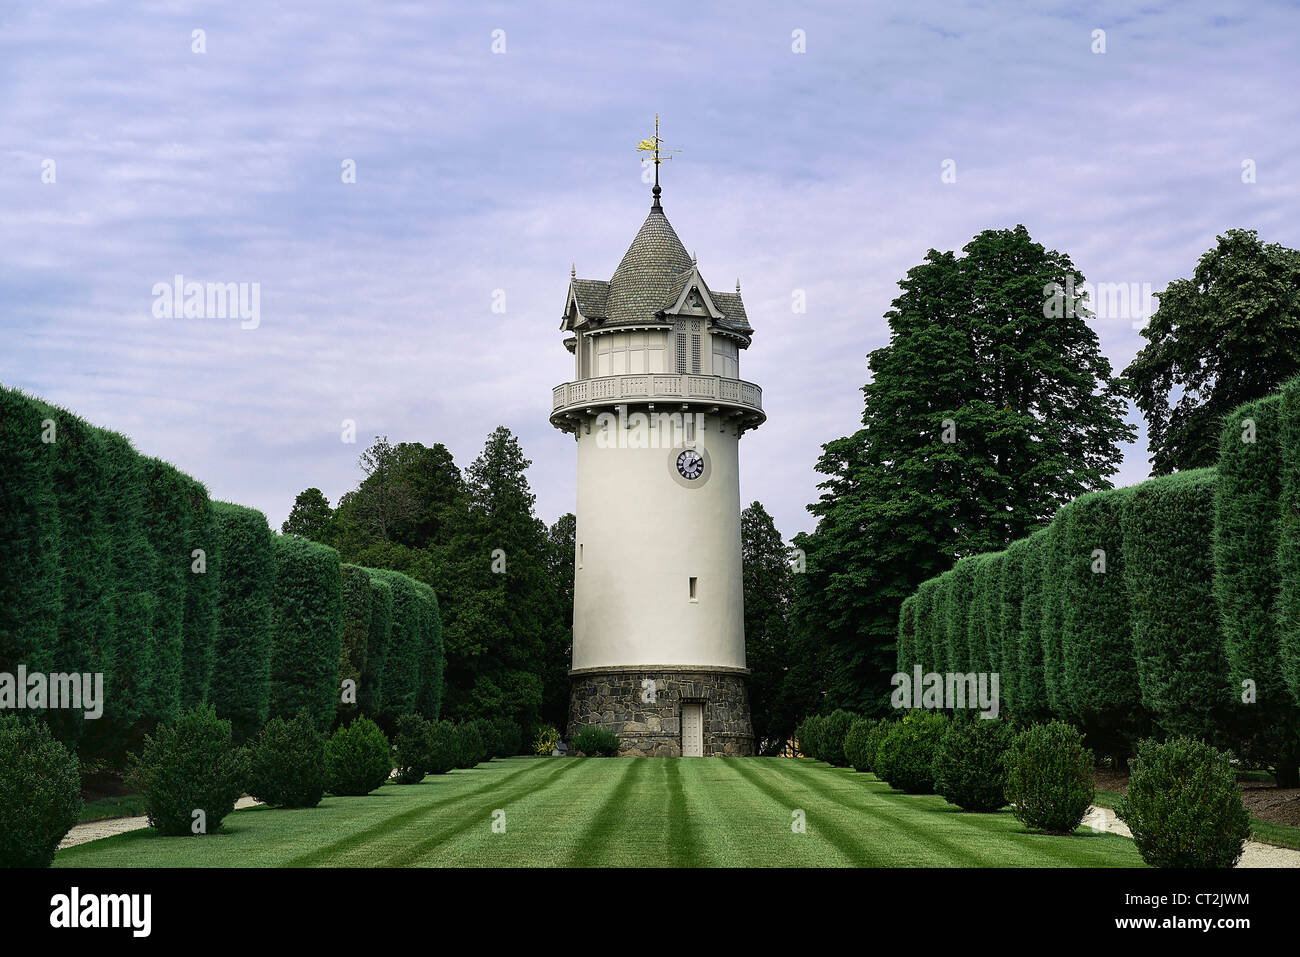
<box><xmin>736</xmin><ymin>277</ymin><xmax>741</xmax><ymax>293</ymax></box>
<box><xmin>635</xmin><ymin>113</ymin><xmax>681</xmax><ymax>211</ymax></box>
<box><xmin>571</xmin><ymin>263</ymin><xmax>576</xmax><ymax>279</ymax></box>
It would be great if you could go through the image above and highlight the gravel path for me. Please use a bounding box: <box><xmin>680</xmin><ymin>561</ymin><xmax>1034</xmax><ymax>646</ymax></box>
<box><xmin>1085</xmin><ymin>805</ymin><xmax>1300</xmax><ymax>868</ymax></box>
<box><xmin>59</xmin><ymin>796</ymin><xmax>262</xmax><ymax>849</ymax></box>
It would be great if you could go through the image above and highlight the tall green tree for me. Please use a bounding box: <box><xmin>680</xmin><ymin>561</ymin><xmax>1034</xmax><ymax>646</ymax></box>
<box><xmin>282</xmin><ymin>487</ymin><xmax>336</xmax><ymax>545</ymax></box>
<box><xmin>740</xmin><ymin>502</ymin><xmax>798</xmax><ymax>753</ymax></box>
<box><xmin>791</xmin><ymin>225</ymin><xmax>1134</xmax><ymax>716</ymax></box>
<box><xmin>543</xmin><ymin>513</ymin><xmax>576</xmax><ymax>728</ymax></box>
<box><xmin>1124</xmin><ymin>229</ymin><xmax>1300</xmax><ymax>474</ymax></box>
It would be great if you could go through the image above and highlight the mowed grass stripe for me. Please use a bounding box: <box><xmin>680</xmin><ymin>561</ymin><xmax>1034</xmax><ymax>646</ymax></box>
<box><xmin>379</xmin><ymin>756</ymin><xmax>589</xmax><ymax>867</ymax></box>
<box><xmin>561</xmin><ymin>758</ymin><xmax>649</xmax><ymax>866</ymax></box>
<box><xmin>727</xmin><ymin>758</ymin><xmax>896</xmax><ymax>865</ymax></box>
<box><xmin>792</xmin><ymin>761</ymin><xmax>1144</xmax><ymax>868</ymax></box>
<box><xmin>759</xmin><ymin>759</ymin><xmax>988</xmax><ymax>866</ymax></box>
<box><xmin>283</xmin><ymin>757</ymin><xmax>564</xmax><ymax>867</ymax></box>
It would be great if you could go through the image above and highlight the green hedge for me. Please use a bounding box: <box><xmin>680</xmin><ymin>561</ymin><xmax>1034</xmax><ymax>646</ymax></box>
<box><xmin>1039</xmin><ymin>515</ymin><xmax>1070</xmax><ymax>717</ymax></box>
<box><xmin>269</xmin><ymin>535</ymin><xmax>343</xmax><ymax>731</ymax></box>
<box><xmin>338</xmin><ymin>564</ymin><xmax>373</xmax><ymax>722</ymax></box>
<box><xmin>998</xmin><ymin>537</ymin><xmax>1028</xmax><ymax>718</ymax></box>
<box><xmin>1016</xmin><ymin>529</ymin><xmax>1050</xmax><ymax>722</ymax></box>
<box><xmin>895</xmin><ymin>593</ymin><xmax>917</xmax><ymax>676</ymax></box>
<box><xmin>945</xmin><ymin>562</ymin><xmax>977</xmax><ymax>674</ymax></box>
<box><xmin>1060</xmin><ymin>487</ymin><xmax>1140</xmax><ymax>753</ymax></box>
<box><xmin>412</xmin><ymin>580</ymin><xmax>444</xmax><ymax>719</ymax></box>
<box><xmin>38</xmin><ymin>400</ymin><xmax>110</xmax><ymax>747</ymax></box>
<box><xmin>360</xmin><ymin>574</ymin><xmax>393</xmax><ymax>719</ymax></box>
<box><xmin>0</xmin><ymin>386</ymin><xmax>62</xmax><ymax>677</ymax></box>
<box><xmin>369</xmin><ymin>569</ymin><xmax>424</xmax><ymax>724</ymax></box>
<box><xmin>180</xmin><ymin>475</ymin><xmax>218</xmax><ymax>709</ymax></box>
<box><xmin>914</xmin><ymin>578</ymin><xmax>940</xmax><ymax>671</ymax></box>
<box><xmin>210</xmin><ymin>502</ymin><xmax>275</xmax><ymax>741</ymax></box>
<box><xmin>1122</xmin><ymin>469</ymin><xmax>1231</xmax><ymax>738</ymax></box>
<box><xmin>1279</xmin><ymin>378</ymin><xmax>1300</xmax><ymax>707</ymax></box>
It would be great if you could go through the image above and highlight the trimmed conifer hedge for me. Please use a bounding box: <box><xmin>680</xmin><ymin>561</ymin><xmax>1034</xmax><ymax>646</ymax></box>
<box><xmin>180</xmin><ymin>474</ymin><xmax>218</xmax><ymax>709</ymax></box>
<box><xmin>1017</xmin><ymin>529</ymin><xmax>1050</xmax><ymax>722</ymax></box>
<box><xmin>1060</xmin><ymin>487</ymin><xmax>1140</xmax><ymax>755</ymax></box>
<box><xmin>1039</xmin><ymin>515</ymin><xmax>1070</xmax><ymax>717</ymax></box>
<box><xmin>339</xmin><ymin>564</ymin><xmax>373</xmax><ymax>722</ymax></box>
<box><xmin>1122</xmin><ymin>469</ymin><xmax>1231</xmax><ymax>739</ymax></box>
<box><xmin>269</xmin><ymin>535</ymin><xmax>343</xmax><ymax>731</ymax></box>
<box><xmin>360</xmin><ymin>574</ymin><xmax>392</xmax><ymax>719</ymax></box>
<box><xmin>895</xmin><ymin>593</ymin><xmax>917</xmax><ymax>676</ymax></box>
<box><xmin>998</xmin><ymin>537</ymin><xmax>1028</xmax><ymax>718</ymax></box>
<box><xmin>0</xmin><ymin>386</ymin><xmax>61</xmax><ymax>677</ymax></box>
<box><xmin>412</xmin><ymin>580</ymin><xmax>444</xmax><ymax>720</ymax></box>
<box><xmin>210</xmin><ymin>501</ymin><xmax>275</xmax><ymax>741</ymax></box>
<box><xmin>1278</xmin><ymin>378</ymin><xmax>1300</xmax><ymax>709</ymax></box>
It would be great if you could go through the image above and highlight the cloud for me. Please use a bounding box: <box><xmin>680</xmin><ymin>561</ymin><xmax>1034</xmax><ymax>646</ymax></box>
<box><xmin>2</xmin><ymin>0</ymin><xmax>1297</xmax><ymax>542</ymax></box>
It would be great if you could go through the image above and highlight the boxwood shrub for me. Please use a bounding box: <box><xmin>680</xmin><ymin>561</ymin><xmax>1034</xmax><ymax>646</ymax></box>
<box><xmin>454</xmin><ymin>721</ymin><xmax>487</xmax><ymax>768</ymax></box>
<box><xmin>128</xmin><ymin>704</ymin><xmax>249</xmax><ymax>836</ymax></box>
<box><xmin>844</xmin><ymin>718</ymin><xmax>879</xmax><ymax>773</ymax></box>
<box><xmin>393</xmin><ymin>713</ymin><xmax>430</xmax><ymax>784</ymax></box>
<box><xmin>819</xmin><ymin>709</ymin><xmax>856</xmax><ymax>767</ymax></box>
<box><xmin>1003</xmin><ymin>721</ymin><xmax>1094</xmax><ymax>833</ymax></box>
<box><xmin>1116</xmin><ymin>737</ymin><xmax>1251</xmax><ymax>868</ymax></box>
<box><xmin>248</xmin><ymin>710</ymin><xmax>326</xmax><ymax>808</ymax></box>
<box><xmin>0</xmin><ymin>716</ymin><xmax>83</xmax><ymax>867</ymax></box>
<box><xmin>932</xmin><ymin>716</ymin><xmax>1013</xmax><ymax>812</ymax></box>
<box><xmin>424</xmin><ymin>719</ymin><xmax>460</xmax><ymax>774</ymax></box>
<box><xmin>874</xmin><ymin>711</ymin><xmax>948</xmax><ymax>793</ymax></box>
<box><xmin>326</xmin><ymin>717</ymin><xmax>391</xmax><ymax>796</ymax></box>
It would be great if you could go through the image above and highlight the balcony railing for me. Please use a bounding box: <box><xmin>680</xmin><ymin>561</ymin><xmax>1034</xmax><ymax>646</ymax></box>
<box><xmin>551</xmin><ymin>373</ymin><xmax>763</xmax><ymax>417</ymax></box>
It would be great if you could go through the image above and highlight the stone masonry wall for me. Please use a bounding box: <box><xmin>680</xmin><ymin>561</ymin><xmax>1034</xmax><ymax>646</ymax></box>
<box><xmin>567</xmin><ymin>667</ymin><xmax>754</xmax><ymax>756</ymax></box>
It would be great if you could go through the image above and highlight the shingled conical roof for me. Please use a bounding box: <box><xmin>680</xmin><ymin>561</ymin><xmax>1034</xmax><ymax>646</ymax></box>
<box><xmin>603</xmin><ymin>206</ymin><xmax>694</xmax><ymax>324</ymax></box>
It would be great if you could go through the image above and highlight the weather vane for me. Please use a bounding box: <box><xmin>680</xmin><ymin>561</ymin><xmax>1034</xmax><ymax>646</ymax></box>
<box><xmin>636</xmin><ymin>113</ymin><xmax>681</xmax><ymax>205</ymax></box>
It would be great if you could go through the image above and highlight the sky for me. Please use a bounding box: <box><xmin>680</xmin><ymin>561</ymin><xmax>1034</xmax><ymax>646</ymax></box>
<box><xmin>3</xmin><ymin>0</ymin><xmax>1299</xmax><ymax>540</ymax></box>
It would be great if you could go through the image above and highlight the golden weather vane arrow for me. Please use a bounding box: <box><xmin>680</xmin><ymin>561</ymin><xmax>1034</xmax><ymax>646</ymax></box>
<box><xmin>636</xmin><ymin>113</ymin><xmax>681</xmax><ymax>207</ymax></box>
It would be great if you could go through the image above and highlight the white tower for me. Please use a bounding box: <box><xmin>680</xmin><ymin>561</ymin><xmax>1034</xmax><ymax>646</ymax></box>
<box><xmin>550</xmin><ymin>144</ymin><xmax>765</xmax><ymax>756</ymax></box>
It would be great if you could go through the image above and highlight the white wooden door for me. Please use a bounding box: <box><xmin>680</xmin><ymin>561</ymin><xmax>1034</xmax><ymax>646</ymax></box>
<box><xmin>681</xmin><ymin>702</ymin><xmax>703</xmax><ymax>757</ymax></box>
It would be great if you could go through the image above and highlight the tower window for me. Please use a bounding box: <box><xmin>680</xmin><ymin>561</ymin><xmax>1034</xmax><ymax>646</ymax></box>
<box><xmin>688</xmin><ymin>577</ymin><xmax>698</xmax><ymax>601</ymax></box>
<box><xmin>578</xmin><ymin>543</ymin><xmax>583</xmax><ymax>569</ymax></box>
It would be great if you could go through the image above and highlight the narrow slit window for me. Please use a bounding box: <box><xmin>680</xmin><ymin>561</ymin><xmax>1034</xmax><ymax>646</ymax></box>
<box><xmin>689</xmin><ymin>576</ymin><xmax>698</xmax><ymax>601</ymax></box>
<box><xmin>578</xmin><ymin>543</ymin><xmax>583</xmax><ymax>568</ymax></box>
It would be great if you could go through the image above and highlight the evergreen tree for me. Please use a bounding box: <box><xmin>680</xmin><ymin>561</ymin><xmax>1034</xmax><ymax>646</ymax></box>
<box><xmin>282</xmin><ymin>487</ymin><xmax>336</xmax><ymax>545</ymax></box>
<box><xmin>791</xmin><ymin>226</ymin><xmax>1133</xmax><ymax>715</ymax></box>
<box><xmin>1124</xmin><ymin>229</ymin><xmax>1300</xmax><ymax>474</ymax></box>
<box><xmin>741</xmin><ymin>502</ymin><xmax>797</xmax><ymax>753</ymax></box>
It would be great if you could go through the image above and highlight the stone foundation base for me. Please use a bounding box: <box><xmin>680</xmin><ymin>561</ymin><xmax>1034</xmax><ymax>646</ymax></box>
<box><xmin>567</xmin><ymin>666</ymin><xmax>754</xmax><ymax>757</ymax></box>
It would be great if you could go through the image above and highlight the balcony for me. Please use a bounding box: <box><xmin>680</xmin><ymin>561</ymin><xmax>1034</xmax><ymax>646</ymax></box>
<box><xmin>550</xmin><ymin>373</ymin><xmax>766</xmax><ymax>432</ymax></box>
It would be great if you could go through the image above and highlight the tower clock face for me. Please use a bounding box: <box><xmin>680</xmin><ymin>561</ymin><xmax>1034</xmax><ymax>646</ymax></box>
<box><xmin>676</xmin><ymin>449</ymin><xmax>705</xmax><ymax>480</ymax></box>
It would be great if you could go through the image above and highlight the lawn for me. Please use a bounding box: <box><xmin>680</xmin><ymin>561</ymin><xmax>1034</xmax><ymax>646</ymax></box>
<box><xmin>56</xmin><ymin>757</ymin><xmax>1145</xmax><ymax>868</ymax></box>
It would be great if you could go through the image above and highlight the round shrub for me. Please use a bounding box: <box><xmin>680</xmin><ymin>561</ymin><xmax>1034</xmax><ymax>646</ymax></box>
<box><xmin>798</xmin><ymin>714</ymin><xmax>826</xmax><ymax>761</ymax></box>
<box><xmin>424</xmin><ymin>720</ymin><xmax>460</xmax><ymax>774</ymax></box>
<box><xmin>0</xmin><ymin>716</ymin><xmax>83</xmax><ymax>867</ymax></box>
<box><xmin>874</xmin><ymin>712</ymin><xmax>948</xmax><ymax>793</ymax></box>
<box><xmin>572</xmin><ymin>724</ymin><xmax>620</xmax><ymax>757</ymax></box>
<box><xmin>844</xmin><ymin>718</ymin><xmax>879</xmax><ymax>772</ymax></box>
<box><xmin>454</xmin><ymin>722</ymin><xmax>486</xmax><ymax>768</ymax></box>
<box><xmin>820</xmin><ymin>709</ymin><xmax>856</xmax><ymax>767</ymax></box>
<box><xmin>128</xmin><ymin>704</ymin><xmax>249</xmax><ymax>836</ymax></box>
<box><xmin>863</xmin><ymin>720</ymin><xmax>896</xmax><ymax>775</ymax></box>
<box><xmin>393</xmin><ymin>714</ymin><xmax>431</xmax><ymax>785</ymax></box>
<box><xmin>326</xmin><ymin>717</ymin><xmax>391</xmax><ymax>795</ymax></box>
<box><xmin>932</xmin><ymin>717</ymin><xmax>1013</xmax><ymax>812</ymax></box>
<box><xmin>1004</xmin><ymin>721</ymin><xmax>1095</xmax><ymax>833</ymax></box>
<box><xmin>248</xmin><ymin>710</ymin><xmax>326</xmax><ymax>807</ymax></box>
<box><xmin>1116</xmin><ymin>737</ymin><xmax>1252</xmax><ymax>868</ymax></box>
